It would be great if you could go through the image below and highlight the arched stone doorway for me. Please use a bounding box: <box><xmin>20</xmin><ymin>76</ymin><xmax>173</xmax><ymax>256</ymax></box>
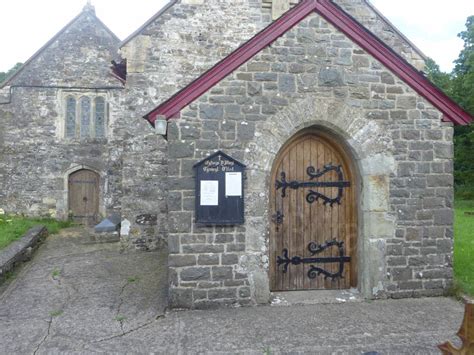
<box><xmin>269</xmin><ymin>129</ymin><xmax>358</xmax><ymax>291</ymax></box>
<box><xmin>68</xmin><ymin>169</ymin><xmax>100</xmax><ymax>226</ymax></box>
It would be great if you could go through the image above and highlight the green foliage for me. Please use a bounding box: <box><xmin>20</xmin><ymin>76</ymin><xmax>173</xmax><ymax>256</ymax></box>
<box><xmin>51</xmin><ymin>268</ymin><xmax>61</xmax><ymax>278</ymax></box>
<box><xmin>425</xmin><ymin>57</ymin><xmax>453</xmax><ymax>95</ymax></box>
<box><xmin>425</xmin><ymin>16</ymin><xmax>474</xmax><ymax>189</ymax></box>
<box><xmin>49</xmin><ymin>310</ymin><xmax>64</xmax><ymax>317</ymax></box>
<box><xmin>0</xmin><ymin>62</ymin><xmax>23</xmax><ymax>85</ymax></box>
<box><xmin>452</xmin><ymin>16</ymin><xmax>474</xmax><ymax>188</ymax></box>
<box><xmin>455</xmin><ymin>185</ymin><xmax>474</xmax><ymax>201</ymax></box>
<box><xmin>454</xmin><ymin>199</ymin><xmax>474</xmax><ymax>296</ymax></box>
<box><xmin>127</xmin><ymin>276</ymin><xmax>140</xmax><ymax>283</ymax></box>
<box><xmin>0</xmin><ymin>214</ymin><xmax>72</xmax><ymax>250</ymax></box>
<box><xmin>452</xmin><ymin>15</ymin><xmax>474</xmax><ymax>112</ymax></box>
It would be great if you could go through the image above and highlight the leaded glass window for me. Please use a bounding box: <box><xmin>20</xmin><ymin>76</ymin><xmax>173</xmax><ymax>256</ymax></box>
<box><xmin>80</xmin><ymin>97</ymin><xmax>91</xmax><ymax>139</ymax></box>
<box><xmin>65</xmin><ymin>96</ymin><xmax>76</xmax><ymax>138</ymax></box>
<box><xmin>65</xmin><ymin>94</ymin><xmax>107</xmax><ymax>140</ymax></box>
<box><xmin>94</xmin><ymin>97</ymin><xmax>105</xmax><ymax>138</ymax></box>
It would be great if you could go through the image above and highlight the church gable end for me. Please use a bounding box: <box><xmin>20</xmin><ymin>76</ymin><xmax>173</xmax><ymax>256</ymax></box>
<box><xmin>145</xmin><ymin>0</ymin><xmax>471</xmax><ymax>126</ymax></box>
<box><xmin>3</xmin><ymin>5</ymin><xmax>121</xmax><ymax>88</ymax></box>
<box><xmin>146</xmin><ymin>0</ymin><xmax>470</xmax><ymax>308</ymax></box>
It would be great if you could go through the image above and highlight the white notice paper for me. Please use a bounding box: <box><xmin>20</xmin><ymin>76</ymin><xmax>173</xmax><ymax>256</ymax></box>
<box><xmin>200</xmin><ymin>180</ymin><xmax>219</xmax><ymax>206</ymax></box>
<box><xmin>225</xmin><ymin>172</ymin><xmax>242</xmax><ymax>197</ymax></box>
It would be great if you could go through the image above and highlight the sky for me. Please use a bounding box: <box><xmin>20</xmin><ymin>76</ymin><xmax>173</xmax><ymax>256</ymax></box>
<box><xmin>0</xmin><ymin>0</ymin><xmax>473</xmax><ymax>73</ymax></box>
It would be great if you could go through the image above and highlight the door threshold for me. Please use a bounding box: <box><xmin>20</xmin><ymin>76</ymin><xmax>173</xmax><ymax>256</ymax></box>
<box><xmin>271</xmin><ymin>288</ymin><xmax>362</xmax><ymax>306</ymax></box>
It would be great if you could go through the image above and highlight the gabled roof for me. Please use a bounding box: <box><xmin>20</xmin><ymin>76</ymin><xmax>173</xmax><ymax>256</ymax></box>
<box><xmin>144</xmin><ymin>0</ymin><xmax>472</xmax><ymax>126</ymax></box>
<box><xmin>1</xmin><ymin>5</ymin><xmax>120</xmax><ymax>89</ymax></box>
<box><xmin>119</xmin><ymin>0</ymin><xmax>178</xmax><ymax>48</ymax></box>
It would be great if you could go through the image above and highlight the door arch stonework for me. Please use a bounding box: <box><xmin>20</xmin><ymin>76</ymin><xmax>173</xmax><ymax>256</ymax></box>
<box><xmin>269</xmin><ymin>129</ymin><xmax>358</xmax><ymax>291</ymax></box>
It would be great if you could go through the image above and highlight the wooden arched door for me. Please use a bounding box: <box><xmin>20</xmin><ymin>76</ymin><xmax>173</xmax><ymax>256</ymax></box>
<box><xmin>269</xmin><ymin>131</ymin><xmax>357</xmax><ymax>291</ymax></box>
<box><xmin>68</xmin><ymin>169</ymin><xmax>100</xmax><ymax>226</ymax></box>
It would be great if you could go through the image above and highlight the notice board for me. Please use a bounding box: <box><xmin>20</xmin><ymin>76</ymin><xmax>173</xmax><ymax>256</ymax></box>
<box><xmin>194</xmin><ymin>151</ymin><xmax>245</xmax><ymax>224</ymax></box>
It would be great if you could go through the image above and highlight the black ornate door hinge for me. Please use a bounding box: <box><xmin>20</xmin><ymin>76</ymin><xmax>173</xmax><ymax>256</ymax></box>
<box><xmin>275</xmin><ymin>164</ymin><xmax>350</xmax><ymax>206</ymax></box>
<box><xmin>277</xmin><ymin>240</ymin><xmax>350</xmax><ymax>280</ymax></box>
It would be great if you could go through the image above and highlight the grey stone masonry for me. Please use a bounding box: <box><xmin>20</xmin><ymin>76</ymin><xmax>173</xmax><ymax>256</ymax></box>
<box><xmin>167</xmin><ymin>12</ymin><xmax>453</xmax><ymax>308</ymax></box>
<box><xmin>1</xmin><ymin>0</ymin><xmax>433</xmax><ymax>252</ymax></box>
<box><xmin>0</xmin><ymin>0</ymin><xmax>458</xmax><ymax>309</ymax></box>
<box><xmin>333</xmin><ymin>0</ymin><xmax>426</xmax><ymax>70</ymax></box>
<box><xmin>113</xmin><ymin>0</ymin><xmax>271</xmax><ymax>249</ymax></box>
<box><xmin>0</xmin><ymin>6</ymin><xmax>123</xmax><ymax>221</ymax></box>
<box><xmin>9</xmin><ymin>6</ymin><xmax>120</xmax><ymax>88</ymax></box>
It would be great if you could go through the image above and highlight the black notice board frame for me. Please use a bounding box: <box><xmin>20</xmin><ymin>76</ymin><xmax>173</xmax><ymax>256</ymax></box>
<box><xmin>193</xmin><ymin>151</ymin><xmax>245</xmax><ymax>225</ymax></box>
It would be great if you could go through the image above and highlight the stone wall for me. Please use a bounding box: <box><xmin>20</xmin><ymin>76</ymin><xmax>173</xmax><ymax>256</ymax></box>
<box><xmin>115</xmin><ymin>0</ymin><xmax>429</xmax><ymax>251</ymax></box>
<box><xmin>9</xmin><ymin>6</ymin><xmax>120</xmax><ymax>88</ymax></box>
<box><xmin>0</xmin><ymin>87</ymin><xmax>123</xmax><ymax>219</ymax></box>
<box><xmin>115</xmin><ymin>0</ymin><xmax>269</xmax><ymax>249</ymax></box>
<box><xmin>0</xmin><ymin>226</ymin><xmax>48</xmax><ymax>282</ymax></box>
<box><xmin>120</xmin><ymin>0</ymin><xmax>268</xmax><ymax>119</ymax></box>
<box><xmin>0</xmin><ymin>7</ymin><xmax>123</xmax><ymax>220</ymax></box>
<box><xmin>0</xmin><ymin>0</ymin><xmax>431</xmax><ymax>252</ymax></box>
<box><xmin>165</xmin><ymin>12</ymin><xmax>453</xmax><ymax>308</ymax></box>
<box><xmin>334</xmin><ymin>0</ymin><xmax>426</xmax><ymax>70</ymax></box>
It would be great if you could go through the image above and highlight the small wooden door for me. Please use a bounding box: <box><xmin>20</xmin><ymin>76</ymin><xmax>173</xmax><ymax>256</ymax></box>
<box><xmin>269</xmin><ymin>131</ymin><xmax>357</xmax><ymax>291</ymax></box>
<box><xmin>68</xmin><ymin>169</ymin><xmax>100</xmax><ymax>226</ymax></box>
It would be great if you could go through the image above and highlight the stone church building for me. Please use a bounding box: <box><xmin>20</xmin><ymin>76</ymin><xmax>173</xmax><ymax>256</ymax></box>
<box><xmin>0</xmin><ymin>0</ymin><xmax>472</xmax><ymax>308</ymax></box>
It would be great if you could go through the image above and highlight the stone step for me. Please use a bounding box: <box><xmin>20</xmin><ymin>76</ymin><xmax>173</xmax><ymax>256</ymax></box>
<box><xmin>85</xmin><ymin>232</ymin><xmax>120</xmax><ymax>244</ymax></box>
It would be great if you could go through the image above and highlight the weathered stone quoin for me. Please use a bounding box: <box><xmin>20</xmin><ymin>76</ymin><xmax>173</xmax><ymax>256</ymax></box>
<box><xmin>0</xmin><ymin>0</ymin><xmax>471</xmax><ymax>308</ymax></box>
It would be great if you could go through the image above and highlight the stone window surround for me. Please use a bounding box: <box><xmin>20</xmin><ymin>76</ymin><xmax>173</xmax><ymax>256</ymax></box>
<box><xmin>61</xmin><ymin>91</ymin><xmax>109</xmax><ymax>140</ymax></box>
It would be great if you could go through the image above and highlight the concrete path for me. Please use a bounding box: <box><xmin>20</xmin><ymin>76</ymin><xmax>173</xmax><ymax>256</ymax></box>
<box><xmin>0</xmin><ymin>228</ymin><xmax>465</xmax><ymax>354</ymax></box>
<box><xmin>0</xmin><ymin>227</ymin><xmax>168</xmax><ymax>354</ymax></box>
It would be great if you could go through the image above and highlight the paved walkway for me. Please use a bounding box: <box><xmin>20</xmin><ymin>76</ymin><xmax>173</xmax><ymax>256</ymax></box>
<box><xmin>0</xmin><ymin>228</ymin><xmax>465</xmax><ymax>354</ymax></box>
<box><xmin>0</xmin><ymin>227</ymin><xmax>168</xmax><ymax>354</ymax></box>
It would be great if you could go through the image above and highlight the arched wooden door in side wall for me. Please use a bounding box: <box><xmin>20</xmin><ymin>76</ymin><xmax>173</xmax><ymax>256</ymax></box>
<box><xmin>269</xmin><ymin>131</ymin><xmax>358</xmax><ymax>291</ymax></box>
<box><xmin>68</xmin><ymin>169</ymin><xmax>100</xmax><ymax>226</ymax></box>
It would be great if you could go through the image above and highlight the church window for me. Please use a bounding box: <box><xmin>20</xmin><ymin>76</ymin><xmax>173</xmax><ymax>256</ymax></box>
<box><xmin>64</xmin><ymin>94</ymin><xmax>107</xmax><ymax>140</ymax></box>
<box><xmin>65</xmin><ymin>96</ymin><xmax>76</xmax><ymax>138</ymax></box>
<box><xmin>80</xmin><ymin>97</ymin><xmax>91</xmax><ymax>139</ymax></box>
<box><xmin>94</xmin><ymin>97</ymin><xmax>105</xmax><ymax>138</ymax></box>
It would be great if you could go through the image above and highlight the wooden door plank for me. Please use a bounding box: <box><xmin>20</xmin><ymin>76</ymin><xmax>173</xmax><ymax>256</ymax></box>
<box><xmin>341</xmin><ymin>162</ymin><xmax>349</xmax><ymax>289</ymax></box>
<box><xmin>310</xmin><ymin>138</ymin><xmax>318</xmax><ymax>289</ymax></box>
<box><xmin>282</xmin><ymin>154</ymin><xmax>290</xmax><ymax>290</ymax></box>
<box><xmin>346</xmin><ymin>163</ymin><xmax>351</xmax><ymax>289</ymax></box>
<box><xmin>349</xmin><ymin>167</ymin><xmax>358</xmax><ymax>287</ymax></box>
<box><xmin>316</xmin><ymin>138</ymin><xmax>325</xmax><ymax>289</ymax></box>
<box><xmin>295</xmin><ymin>139</ymin><xmax>305</xmax><ymax>290</ymax></box>
<box><xmin>289</xmin><ymin>144</ymin><xmax>298</xmax><ymax>290</ymax></box>
<box><xmin>303</xmin><ymin>138</ymin><xmax>312</xmax><ymax>290</ymax></box>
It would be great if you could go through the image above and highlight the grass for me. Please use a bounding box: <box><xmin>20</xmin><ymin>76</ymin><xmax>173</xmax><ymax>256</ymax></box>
<box><xmin>127</xmin><ymin>276</ymin><xmax>140</xmax><ymax>283</ymax></box>
<box><xmin>454</xmin><ymin>199</ymin><xmax>474</xmax><ymax>296</ymax></box>
<box><xmin>51</xmin><ymin>268</ymin><xmax>61</xmax><ymax>278</ymax></box>
<box><xmin>0</xmin><ymin>214</ymin><xmax>72</xmax><ymax>250</ymax></box>
<box><xmin>49</xmin><ymin>310</ymin><xmax>63</xmax><ymax>317</ymax></box>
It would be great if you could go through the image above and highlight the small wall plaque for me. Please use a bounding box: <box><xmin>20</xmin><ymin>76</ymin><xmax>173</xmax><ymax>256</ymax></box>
<box><xmin>194</xmin><ymin>151</ymin><xmax>245</xmax><ymax>224</ymax></box>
